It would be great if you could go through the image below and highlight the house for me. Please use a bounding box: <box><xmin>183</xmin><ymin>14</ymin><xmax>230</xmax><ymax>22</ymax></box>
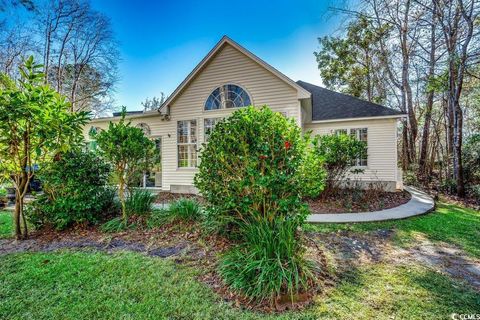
<box><xmin>84</xmin><ymin>36</ymin><xmax>406</xmax><ymax>193</ymax></box>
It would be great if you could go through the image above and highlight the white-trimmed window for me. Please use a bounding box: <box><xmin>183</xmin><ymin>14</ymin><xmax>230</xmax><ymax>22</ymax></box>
<box><xmin>204</xmin><ymin>84</ymin><xmax>251</xmax><ymax>110</ymax></box>
<box><xmin>177</xmin><ymin>120</ymin><xmax>197</xmax><ymax>168</ymax></box>
<box><xmin>204</xmin><ymin>118</ymin><xmax>221</xmax><ymax>141</ymax></box>
<box><xmin>334</xmin><ymin>128</ymin><xmax>368</xmax><ymax>167</ymax></box>
<box><xmin>350</xmin><ymin>128</ymin><xmax>368</xmax><ymax>166</ymax></box>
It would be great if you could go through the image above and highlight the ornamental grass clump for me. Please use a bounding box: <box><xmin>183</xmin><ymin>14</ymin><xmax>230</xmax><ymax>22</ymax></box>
<box><xmin>219</xmin><ymin>218</ymin><xmax>317</xmax><ymax>302</ymax></box>
<box><xmin>194</xmin><ymin>106</ymin><xmax>326</xmax><ymax>302</ymax></box>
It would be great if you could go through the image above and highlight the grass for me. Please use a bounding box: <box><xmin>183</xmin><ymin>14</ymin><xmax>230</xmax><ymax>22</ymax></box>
<box><xmin>1</xmin><ymin>202</ymin><xmax>479</xmax><ymax>318</ymax></box>
<box><xmin>0</xmin><ymin>210</ymin><xmax>12</xmax><ymax>239</ymax></box>
<box><xmin>304</xmin><ymin>202</ymin><xmax>480</xmax><ymax>259</ymax></box>
<box><xmin>0</xmin><ymin>251</ymin><xmax>478</xmax><ymax>319</ymax></box>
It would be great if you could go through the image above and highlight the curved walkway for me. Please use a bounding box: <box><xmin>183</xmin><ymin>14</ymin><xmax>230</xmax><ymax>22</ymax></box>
<box><xmin>307</xmin><ymin>186</ymin><xmax>435</xmax><ymax>224</ymax></box>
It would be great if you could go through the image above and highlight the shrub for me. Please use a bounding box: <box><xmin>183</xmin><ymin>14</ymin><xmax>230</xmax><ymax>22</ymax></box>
<box><xmin>219</xmin><ymin>219</ymin><xmax>316</xmax><ymax>302</ymax></box>
<box><xmin>125</xmin><ymin>189</ymin><xmax>155</xmax><ymax>217</ymax></box>
<box><xmin>100</xmin><ymin>217</ymin><xmax>128</xmax><ymax>233</ymax></box>
<box><xmin>26</xmin><ymin>150</ymin><xmax>118</xmax><ymax>230</ymax></box>
<box><xmin>194</xmin><ymin>106</ymin><xmax>325</xmax><ymax>234</ymax></box>
<box><xmin>95</xmin><ymin>108</ymin><xmax>156</xmax><ymax>222</ymax></box>
<box><xmin>168</xmin><ymin>198</ymin><xmax>202</xmax><ymax>221</ymax></box>
<box><xmin>146</xmin><ymin>198</ymin><xmax>202</xmax><ymax>227</ymax></box>
<box><xmin>313</xmin><ymin>133</ymin><xmax>366</xmax><ymax>190</ymax></box>
<box><xmin>194</xmin><ymin>106</ymin><xmax>323</xmax><ymax>302</ymax></box>
<box><xmin>146</xmin><ymin>208</ymin><xmax>171</xmax><ymax>229</ymax></box>
<box><xmin>463</xmin><ymin>134</ymin><xmax>480</xmax><ymax>186</ymax></box>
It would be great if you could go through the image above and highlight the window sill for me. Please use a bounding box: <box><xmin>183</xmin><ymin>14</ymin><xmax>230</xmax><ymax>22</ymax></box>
<box><xmin>176</xmin><ymin>167</ymin><xmax>198</xmax><ymax>171</ymax></box>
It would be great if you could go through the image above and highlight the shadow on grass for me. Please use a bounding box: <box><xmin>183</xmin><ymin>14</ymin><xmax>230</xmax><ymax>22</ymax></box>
<box><xmin>305</xmin><ymin>202</ymin><xmax>480</xmax><ymax>259</ymax></box>
<box><xmin>314</xmin><ymin>263</ymin><xmax>480</xmax><ymax>319</ymax></box>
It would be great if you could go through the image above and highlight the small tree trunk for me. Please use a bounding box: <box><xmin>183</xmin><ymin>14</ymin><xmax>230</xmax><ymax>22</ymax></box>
<box><xmin>14</xmin><ymin>193</ymin><xmax>22</xmax><ymax>239</ymax></box>
<box><xmin>119</xmin><ymin>174</ymin><xmax>126</xmax><ymax>222</ymax></box>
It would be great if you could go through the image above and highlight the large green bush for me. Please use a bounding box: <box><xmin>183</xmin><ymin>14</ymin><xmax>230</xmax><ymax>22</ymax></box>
<box><xmin>27</xmin><ymin>150</ymin><xmax>118</xmax><ymax>230</ymax></box>
<box><xmin>194</xmin><ymin>106</ymin><xmax>325</xmax><ymax>233</ymax></box>
<box><xmin>194</xmin><ymin>106</ymin><xmax>324</xmax><ymax>302</ymax></box>
<box><xmin>313</xmin><ymin>133</ymin><xmax>367</xmax><ymax>190</ymax></box>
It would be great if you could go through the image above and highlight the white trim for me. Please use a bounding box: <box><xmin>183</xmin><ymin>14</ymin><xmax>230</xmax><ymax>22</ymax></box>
<box><xmin>176</xmin><ymin>119</ymin><xmax>198</xmax><ymax>169</ymax></box>
<box><xmin>203</xmin><ymin>82</ymin><xmax>254</xmax><ymax>111</ymax></box>
<box><xmin>310</xmin><ymin>114</ymin><xmax>406</xmax><ymax>124</ymax></box>
<box><xmin>159</xmin><ymin>36</ymin><xmax>311</xmax><ymax>112</ymax></box>
<box><xmin>89</xmin><ymin>110</ymin><xmax>159</xmax><ymax>123</ymax></box>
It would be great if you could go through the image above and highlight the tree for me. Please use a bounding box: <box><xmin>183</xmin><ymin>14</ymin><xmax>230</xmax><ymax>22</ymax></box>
<box><xmin>141</xmin><ymin>93</ymin><xmax>167</xmax><ymax>111</ymax></box>
<box><xmin>95</xmin><ymin>108</ymin><xmax>155</xmax><ymax>222</ymax></box>
<box><xmin>323</xmin><ymin>0</ymin><xmax>480</xmax><ymax>197</ymax></box>
<box><xmin>433</xmin><ymin>0</ymin><xmax>480</xmax><ymax>196</ymax></box>
<box><xmin>0</xmin><ymin>56</ymin><xmax>89</xmax><ymax>239</ymax></box>
<box><xmin>0</xmin><ymin>0</ymin><xmax>119</xmax><ymax>116</ymax></box>
<box><xmin>315</xmin><ymin>15</ymin><xmax>388</xmax><ymax>103</ymax></box>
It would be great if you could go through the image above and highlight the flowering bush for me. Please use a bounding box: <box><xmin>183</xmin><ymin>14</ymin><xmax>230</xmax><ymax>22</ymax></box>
<box><xmin>194</xmin><ymin>106</ymin><xmax>325</xmax><ymax>234</ymax></box>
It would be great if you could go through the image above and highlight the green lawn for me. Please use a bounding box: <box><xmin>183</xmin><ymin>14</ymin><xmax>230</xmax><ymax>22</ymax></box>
<box><xmin>0</xmin><ymin>210</ymin><xmax>12</xmax><ymax>239</ymax></box>
<box><xmin>1</xmin><ymin>203</ymin><xmax>479</xmax><ymax>319</ymax></box>
<box><xmin>0</xmin><ymin>251</ymin><xmax>478</xmax><ymax>320</ymax></box>
<box><xmin>304</xmin><ymin>202</ymin><xmax>480</xmax><ymax>259</ymax></box>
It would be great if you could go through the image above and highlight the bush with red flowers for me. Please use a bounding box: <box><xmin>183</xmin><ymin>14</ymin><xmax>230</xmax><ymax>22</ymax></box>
<box><xmin>195</xmin><ymin>106</ymin><xmax>325</xmax><ymax>232</ymax></box>
<box><xmin>194</xmin><ymin>106</ymin><xmax>325</xmax><ymax>302</ymax></box>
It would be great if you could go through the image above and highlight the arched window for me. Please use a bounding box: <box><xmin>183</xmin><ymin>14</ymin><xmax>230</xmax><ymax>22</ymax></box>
<box><xmin>204</xmin><ymin>84</ymin><xmax>251</xmax><ymax>110</ymax></box>
<box><xmin>136</xmin><ymin>123</ymin><xmax>151</xmax><ymax>136</ymax></box>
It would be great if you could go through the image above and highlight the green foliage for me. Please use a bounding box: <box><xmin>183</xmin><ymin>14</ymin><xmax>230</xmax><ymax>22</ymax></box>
<box><xmin>463</xmin><ymin>134</ymin><xmax>480</xmax><ymax>186</ymax></box>
<box><xmin>314</xmin><ymin>15</ymin><xmax>388</xmax><ymax>103</ymax></box>
<box><xmin>26</xmin><ymin>150</ymin><xmax>118</xmax><ymax>230</ymax></box>
<box><xmin>0</xmin><ymin>211</ymin><xmax>12</xmax><ymax>238</ymax></box>
<box><xmin>168</xmin><ymin>198</ymin><xmax>202</xmax><ymax>221</ymax></box>
<box><xmin>195</xmin><ymin>106</ymin><xmax>322</xmax><ymax>302</ymax></box>
<box><xmin>96</xmin><ymin>107</ymin><xmax>156</xmax><ymax>221</ymax></box>
<box><xmin>297</xmin><ymin>148</ymin><xmax>327</xmax><ymax>198</ymax></box>
<box><xmin>146</xmin><ymin>208</ymin><xmax>171</xmax><ymax>229</ymax></box>
<box><xmin>219</xmin><ymin>219</ymin><xmax>316</xmax><ymax>302</ymax></box>
<box><xmin>100</xmin><ymin>217</ymin><xmax>128</xmax><ymax>233</ymax></box>
<box><xmin>194</xmin><ymin>106</ymin><xmax>324</xmax><ymax>234</ymax></box>
<box><xmin>146</xmin><ymin>199</ymin><xmax>202</xmax><ymax>228</ymax></box>
<box><xmin>0</xmin><ymin>56</ymin><xmax>90</xmax><ymax>238</ymax></box>
<box><xmin>125</xmin><ymin>189</ymin><xmax>155</xmax><ymax>217</ymax></box>
<box><xmin>313</xmin><ymin>133</ymin><xmax>367</xmax><ymax>190</ymax></box>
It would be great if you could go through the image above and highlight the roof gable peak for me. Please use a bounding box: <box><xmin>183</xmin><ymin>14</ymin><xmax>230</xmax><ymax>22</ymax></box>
<box><xmin>159</xmin><ymin>36</ymin><xmax>310</xmax><ymax>112</ymax></box>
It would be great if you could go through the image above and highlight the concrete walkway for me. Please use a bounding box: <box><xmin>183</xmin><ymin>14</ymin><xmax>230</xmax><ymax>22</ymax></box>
<box><xmin>307</xmin><ymin>186</ymin><xmax>435</xmax><ymax>224</ymax></box>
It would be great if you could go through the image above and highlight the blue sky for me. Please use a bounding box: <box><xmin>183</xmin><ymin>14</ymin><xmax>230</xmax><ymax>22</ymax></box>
<box><xmin>90</xmin><ymin>0</ymin><xmax>345</xmax><ymax>111</ymax></box>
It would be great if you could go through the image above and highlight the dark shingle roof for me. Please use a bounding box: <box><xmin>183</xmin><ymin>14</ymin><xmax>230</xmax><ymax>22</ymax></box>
<box><xmin>112</xmin><ymin>110</ymin><xmax>144</xmax><ymax>117</ymax></box>
<box><xmin>296</xmin><ymin>80</ymin><xmax>405</xmax><ymax>121</ymax></box>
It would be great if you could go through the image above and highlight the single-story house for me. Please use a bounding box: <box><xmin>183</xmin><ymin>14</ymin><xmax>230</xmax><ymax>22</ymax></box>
<box><xmin>84</xmin><ymin>36</ymin><xmax>406</xmax><ymax>193</ymax></box>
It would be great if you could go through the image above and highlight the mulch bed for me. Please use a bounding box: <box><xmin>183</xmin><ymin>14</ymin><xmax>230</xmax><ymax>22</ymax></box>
<box><xmin>307</xmin><ymin>189</ymin><xmax>411</xmax><ymax>214</ymax></box>
<box><xmin>155</xmin><ymin>192</ymin><xmax>204</xmax><ymax>204</ymax></box>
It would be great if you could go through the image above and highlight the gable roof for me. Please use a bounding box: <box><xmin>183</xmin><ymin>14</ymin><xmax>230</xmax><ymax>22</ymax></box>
<box><xmin>296</xmin><ymin>81</ymin><xmax>405</xmax><ymax>122</ymax></box>
<box><xmin>159</xmin><ymin>36</ymin><xmax>311</xmax><ymax>112</ymax></box>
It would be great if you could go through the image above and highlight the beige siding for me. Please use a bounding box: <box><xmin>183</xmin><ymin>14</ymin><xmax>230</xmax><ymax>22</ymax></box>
<box><xmin>160</xmin><ymin>43</ymin><xmax>302</xmax><ymax>191</ymax></box>
<box><xmin>84</xmin><ymin>43</ymin><xmax>303</xmax><ymax>191</ymax></box>
<box><xmin>304</xmin><ymin>118</ymin><xmax>400</xmax><ymax>183</ymax></box>
<box><xmin>83</xmin><ymin>42</ymin><xmax>402</xmax><ymax>192</ymax></box>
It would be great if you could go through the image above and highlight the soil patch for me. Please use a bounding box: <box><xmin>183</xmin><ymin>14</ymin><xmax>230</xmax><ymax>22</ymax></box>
<box><xmin>310</xmin><ymin>229</ymin><xmax>480</xmax><ymax>292</ymax></box>
<box><xmin>155</xmin><ymin>192</ymin><xmax>204</xmax><ymax>204</ymax></box>
<box><xmin>307</xmin><ymin>189</ymin><xmax>411</xmax><ymax>213</ymax></box>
